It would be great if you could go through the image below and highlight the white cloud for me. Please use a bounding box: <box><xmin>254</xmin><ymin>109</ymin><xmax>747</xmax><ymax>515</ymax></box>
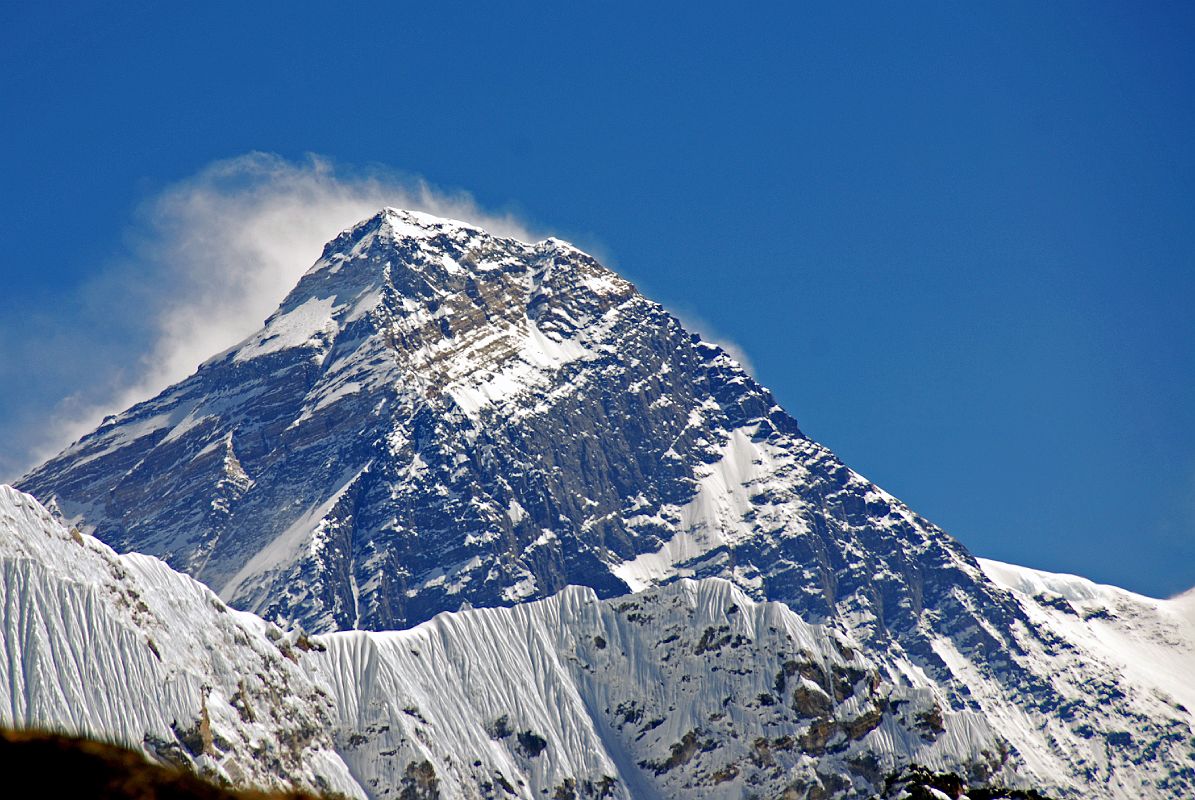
<box><xmin>5</xmin><ymin>153</ymin><xmax>544</xmax><ymax>478</ymax></box>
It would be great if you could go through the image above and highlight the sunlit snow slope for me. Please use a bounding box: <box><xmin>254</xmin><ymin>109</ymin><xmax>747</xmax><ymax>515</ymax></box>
<box><xmin>980</xmin><ymin>559</ymin><xmax>1195</xmax><ymax>728</ymax></box>
<box><xmin>0</xmin><ymin>485</ymin><xmax>366</xmax><ymax>798</ymax></box>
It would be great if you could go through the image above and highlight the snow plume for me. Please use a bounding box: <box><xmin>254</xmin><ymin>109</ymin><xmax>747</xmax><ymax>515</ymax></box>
<box><xmin>3</xmin><ymin>153</ymin><xmax>539</xmax><ymax>479</ymax></box>
<box><xmin>668</xmin><ymin>308</ymin><xmax>756</xmax><ymax>378</ymax></box>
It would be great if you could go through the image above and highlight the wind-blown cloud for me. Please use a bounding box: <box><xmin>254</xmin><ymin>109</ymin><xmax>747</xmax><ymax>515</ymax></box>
<box><xmin>1</xmin><ymin>153</ymin><xmax>541</xmax><ymax>480</ymax></box>
<box><xmin>667</xmin><ymin>308</ymin><xmax>756</xmax><ymax>378</ymax></box>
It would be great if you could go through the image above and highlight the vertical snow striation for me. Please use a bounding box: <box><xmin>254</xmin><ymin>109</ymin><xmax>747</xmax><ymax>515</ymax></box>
<box><xmin>0</xmin><ymin>485</ymin><xmax>366</xmax><ymax>798</ymax></box>
<box><xmin>309</xmin><ymin>579</ymin><xmax>1011</xmax><ymax>800</ymax></box>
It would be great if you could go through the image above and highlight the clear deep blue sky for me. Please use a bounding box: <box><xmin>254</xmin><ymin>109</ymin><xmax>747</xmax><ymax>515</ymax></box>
<box><xmin>2</xmin><ymin>2</ymin><xmax>1193</xmax><ymax>595</ymax></box>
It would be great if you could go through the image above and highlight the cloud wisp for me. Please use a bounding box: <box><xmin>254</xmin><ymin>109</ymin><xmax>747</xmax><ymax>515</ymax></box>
<box><xmin>1</xmin><ymin>151</ymin><xmax>756</xmax><ymax>481</ymax></box>
<box><xmin>2</xmin><ymin>153</ymin><xmax>542</xmax><ymax>479</ymax></box>
<box><xmin>656</xmin><ymin>303</ymin><xmax>756</xmax><ymax>379</ymax></box>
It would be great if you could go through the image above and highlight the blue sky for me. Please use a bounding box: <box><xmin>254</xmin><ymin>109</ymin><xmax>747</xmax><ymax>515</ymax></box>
<box><xmin>1</xmin><ymin>2</ymin><xmax>1193</xmax><ymax>596</ymax></box>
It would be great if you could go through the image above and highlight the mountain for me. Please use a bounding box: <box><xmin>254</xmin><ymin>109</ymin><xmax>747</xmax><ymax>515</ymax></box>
<box><xmin>8</xmin><ymin>483</ymin><xmax>1191</xmax><ymax>798</ymax></box>
<box><xmin>0</xmin><ymin>484</ymin><xmax>996</xmax><ymax>799</ymax></box>
<box><xmin>5</xmin><ymin>482</ymin><xmax>1194</xmax><ymax>798</ymax></box>
<box><xmin>13</xmin><ymin>209</ymin><xmax>1008</xmax><ymax>638</ymax></box>
<box><xmin>14</xmin><ymin>209</ymin><xmax>1195</xmax><ymax>798</ymax></box>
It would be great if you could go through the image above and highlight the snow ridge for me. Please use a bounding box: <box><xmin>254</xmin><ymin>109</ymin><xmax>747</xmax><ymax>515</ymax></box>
<box><xmin>0</xmin><ymin>485</ymin><xmax>365</xmax><ymax>797</ymax></box>
<box><xmin>3</xmin><ymin>485</ymin><xmax>1194</xmax><ymax>798</ymax></box>
<box><xmin>0</xmin><ymin>486</ymin><xmax>1002</xmax><ymax>798</ymax></box>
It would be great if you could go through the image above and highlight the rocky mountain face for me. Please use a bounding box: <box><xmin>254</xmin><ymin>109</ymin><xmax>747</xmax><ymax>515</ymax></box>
<box><xmin>15</xmin><ymin>209</ymin><xmax>1195</xmax><ymax>798</ymax></box>
<box><xmin>15</xmin><ymin>211</ymin><xmax>1007</xmax><ymax>639</ymax></box>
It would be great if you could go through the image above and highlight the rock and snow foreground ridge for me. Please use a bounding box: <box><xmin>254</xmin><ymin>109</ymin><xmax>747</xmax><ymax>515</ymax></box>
<box><xmin>10</xmin><ymin>208</ymin><xmax>1195</xmax><ymax>797</ymax></box>
<box><xmin>0</xmin><ymin>485</ymin><xmax>365</xmax><ymax>798</ymax></box>
<box><xmin>3</xmin><ymin>484</ymin><xmax>1195</xmax><ymax>799</ymax></box>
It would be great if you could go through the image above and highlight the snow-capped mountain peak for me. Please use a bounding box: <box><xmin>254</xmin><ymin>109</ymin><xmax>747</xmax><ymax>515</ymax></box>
<box><xmin>15</xmin><ymin>210</ymin><xmax>1195</xmax><ymax>797</ymax></box>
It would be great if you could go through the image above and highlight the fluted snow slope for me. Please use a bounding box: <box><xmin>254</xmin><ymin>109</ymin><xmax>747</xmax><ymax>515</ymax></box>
<box><xmin>0</xmin><ymin>485</ymin><xmax>1009</xmax><ymax>799</ymax></box>
<box><xmin>0</xmin><ymin>485</ymin><xmax>366</xmax><ymax>798</ymax></box>
<box><xmin>309</xmin><ymin>579</ymin><xmax>1010</xmax><ymax>800</ymax></box>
